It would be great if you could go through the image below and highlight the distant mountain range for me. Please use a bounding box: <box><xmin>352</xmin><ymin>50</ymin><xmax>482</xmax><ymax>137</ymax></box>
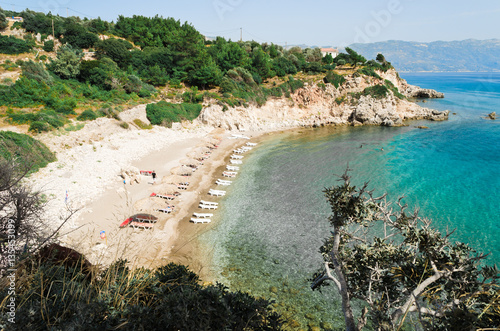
<box><xmin>348</xmin><ymin>39</ymin><xmax>500</xmax><ymax>72</ymax></box>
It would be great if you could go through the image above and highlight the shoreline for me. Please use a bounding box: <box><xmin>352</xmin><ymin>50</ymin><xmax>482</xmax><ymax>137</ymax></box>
<box><xmin>26</xmin><ymin>96</ymin><xmax>447</xmax><ymax>280</ymax></box>
<box><xmin>28</xmin><ymin>107</ymin><xmax>268</xmax><ymax>279</ymax></box>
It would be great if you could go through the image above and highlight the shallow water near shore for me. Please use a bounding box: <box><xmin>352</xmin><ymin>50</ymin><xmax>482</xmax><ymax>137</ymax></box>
<box><xmin>200</xmin><ymin>72</ymin><xmax>500</xmax><ymax>329</ymax></box>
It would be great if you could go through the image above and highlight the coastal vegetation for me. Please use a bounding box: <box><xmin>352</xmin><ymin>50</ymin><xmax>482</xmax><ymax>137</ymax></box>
<box><xmin>146</xmin><ymin>101</ymin><xmax>202</xmax><ymax>127</ymax></box>
<box><xmin>0</xmin><ymin>131</ymin><xmax>55</xmax><ymax>171</ymax></box>
<box><xmin>0</xmin><ymin>7</ymin><xmax>402</xmax><ymax>134</ymax></box>
<box><xmin>312</xmin><ymin>170</ymin><xmax>500</xmax><ymax>330</ymax></box>
<box><xmin>0</xmin><ymin>259</ymin><xmax>284</xmax><ymax>329</ymax></box>
<box><xmin>1</xmin><ymin>6</ymin><xmax>480</xmax><ymax>331</ymax></box>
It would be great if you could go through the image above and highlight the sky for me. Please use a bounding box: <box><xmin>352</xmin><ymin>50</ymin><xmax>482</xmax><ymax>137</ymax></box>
<box><xmin>2</xmin><ymin>0</ymin><xmax>500</xmax><ymax>47</ymax></box>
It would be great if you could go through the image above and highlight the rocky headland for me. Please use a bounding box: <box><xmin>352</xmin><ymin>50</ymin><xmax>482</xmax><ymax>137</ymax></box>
<box><xmin>197</xmin><ymin>69</ymin><xmax>448</xmax><ymax>131</ymax></box>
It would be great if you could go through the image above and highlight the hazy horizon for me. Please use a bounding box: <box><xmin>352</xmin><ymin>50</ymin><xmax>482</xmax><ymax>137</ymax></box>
<box><xmin>2</xmin><ymin>0</ymin><xmax>499</xmax><ymax>47</ymax></box>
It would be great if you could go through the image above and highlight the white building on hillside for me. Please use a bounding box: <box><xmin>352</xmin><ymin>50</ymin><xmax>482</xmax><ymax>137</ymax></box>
<box><xmin>320</xmin><ymin>47</ymin><xmax>339</xmax><ymax>58</ymax></box>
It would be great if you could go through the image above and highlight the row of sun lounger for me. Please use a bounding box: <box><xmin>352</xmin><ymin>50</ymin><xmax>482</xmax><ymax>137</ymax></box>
<box><xmin>122</xmin><ymin>141</ymin><xmax>223</xmax><ymax>231</ymax></box>
<box><xmin>189</xmin><ymin>139</ymin><xmax>257</xmax><ymax>226</ymax></box>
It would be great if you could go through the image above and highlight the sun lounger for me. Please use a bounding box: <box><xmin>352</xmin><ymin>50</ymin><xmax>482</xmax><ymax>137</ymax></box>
<box><xmin>151</xmin><ymin>193</ymin><xmax>175</xmax><ymax>200</ymax></box>
<box><xmin>216</xmin><ymin>179</ymin><xmax>232</xmax><ymax>186</ymax></box>
<box><xmin>246</xmin><ymin>142</ymin><xmax>257</xmax><ymax>146</ymax></box>
<box><xmin>209</xmin><ymin>189</ymin><xmax>226</xmax><ymax>196</ymax></box>
<box><xmin>226</xmin><ymin>165</ymin><xmax>239</xmax><ymax>171</ymax></box>
<box><xmin>231</xmin><ymin>134</ymin><xmax>250</xmax><ymax>140</ymax></box>
<box><xmin>230</xmin><ymin>160</ymin><xmax>242</xmax><ymax>164</ymax></box>
<box><xmin>200</xmin><ymin>200</ymin><xmax>218</xmax><ymax>206</ymax></box>
<box><xmin>155</xmin><ymin>208</ymin><xmax>173</xmax><ymax>214</ymax></box>
<box><xmin>222</xmin><ymin>171</ymin><xmax>236</xmax><ymax>178</ymax></box>
<box><xmin>130</xmin><ymin>221</ymin><xmax>154</xmax><ymax>229</ymax></box>
<box><xmin>190</xmin><ymin>218</ymin><xmax>212</xmax><ymax>224</ymax></box>
<box><xmin>136</xmin><ymin>215</ymin><xmax>158</xmax><ymax>223</ymax></box>
<box><xmin>231</xmin><ymin>154</ymin><xmax>244</xmax><ymax>159</ymax></box>
<box><xmin>140</xmin><ymin>170</ymin><xmax>153</xmax><ymax>176</ymax></box>
<box><xmin>241</xmin><ymin>146</ymin><xmax>253</xmax><ymax>151</ymax></box>
<box><xmin>193</xmin><ymin>212</ymin><xmax>213</xmax><ymax>218</ymax></box>
<box><xmin>178</xmin><ymin>184</ymin><xmax>188</xmax><ymax>190</ymax></box>
<box><xmin>199</xmin><ymin>204</ymin><xmax>218</xmax><ymax>210</ymax></box>
<box><xmin>233</xmin><ymin>149</ymin><xmax>244</xmax><ymax>154</ymax></box>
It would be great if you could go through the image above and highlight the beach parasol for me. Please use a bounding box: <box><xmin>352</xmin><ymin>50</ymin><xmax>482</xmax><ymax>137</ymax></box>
<box><xmin>133</xmin><ymin>198</ymin><xmax>165</xmax><ymax>213</ymax></box>
<box><xmin>180</xmin><ymin>158</ymin><xmax>200</xmax><ymax>167</ymax></box>
<box><xmin>205</xmin><ymin>136</ymin><xmax>221</xmax><ymax>146</ymax></box>
<box><xmin>171</xmin><ymin>166</ymin><xmax>193</xmax><ymax>176</ymax></box>
<box><xmin>154</xmin><ymin>183</ymin><xmax>180</xmax><ymax>195</ymax></box>
<box><xmin>162</xmin><ymin>175</ymin><xmax>190</xmax><ymax>185</ymax></box>
<box><xmin>187</xmin><ymin>150</ymin><xmax>208</xmax><ymax>160</ymax></box>
<box><xmin>195</xmin><ymin>145</ymin><xmax>212</xmax><ymax>154</ymax></box>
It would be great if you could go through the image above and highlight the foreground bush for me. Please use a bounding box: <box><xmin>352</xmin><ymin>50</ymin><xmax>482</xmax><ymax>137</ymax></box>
<box><xmin>0</xmin><ymin>259</ymin><xmax>284</xmax><ymax>330</ymax></box>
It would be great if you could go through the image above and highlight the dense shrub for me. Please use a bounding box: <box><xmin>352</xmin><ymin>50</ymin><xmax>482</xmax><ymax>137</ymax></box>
<box><xmin>362</xmin><ymin>85</ymin><xmax>390</xmax><ymax>99</ymax></box>
<box><xmin>42</xmin><ymin>39</ymin><xmax>54</xmax><ymax>52</ymax></box>
<box><xmin>29</xmin><ymin>121</ymin><xmax>50</xmax><ymax>133</ymax></box>
<box><xmin>0</xmin><ymin>131</ymin><xmax>56</xmax><ymax>171</ymax></box>
<box><xmin>0</xmin><ymin>259</ymin><xmax>284</xmax><ymax>330</ymax></box>
<box><xmin>0</xmin><ymin>35</ymin><xmax>33</xmax><ymax>54</ymax></box>
<box><xmin>133</xmin><ymin>118</ymin><xmax>152</xmax><ymax>129</ymax></box>
<box><xmin>21</xmin><ymin>60</ymin><xmax>54</xmax><ymax>84</ymax></box>
<box><xmin>357</xmin><ymin>66</ymin><xmax>382</xmax><ymax>79</ymax></box>
<box><xmin>272</xmin><ymin>57</ymin><xmax>297</xmax><ymax>77</ymax></box>
<box><xmin>0</xmin><ymin>9</ymin><xmax>7</xmax><ymax>31</ymax></box>
<box><xmin>7</xmin><ymin>109</ymin><xmax>66</xmax><ymax>131</ymax></box>
<box><xmin>62</xmin><ymin>23</ymin><xmax>99</xmax><ymax>49</ymax></box>
<box><xmin>384</xmin><ymin>79</ymin><xmax>405</xmax><ymax>99</ymax></box>
<box><xmin>323</xmin><ymin>71</ymin><xmax>346</xmax><ymax>88</ymax></box>
<box><xmin>47</xmin><ymin>44</ymin><xmax>83</xmax><ymax>79</ymax></box>
<box><xmin>146</xmin><ymin>101</ymin><xmax>202</xmax><ymax>127</ymax></box>
<box><xmin>303</xmin><ymin>61</ymin><xmax>323</xmax><ymax>74</ymax></box>
<box><xmin>77</xmin><ymin>109</ymin><xmax>98</xmax><ymax>121</ymax></box>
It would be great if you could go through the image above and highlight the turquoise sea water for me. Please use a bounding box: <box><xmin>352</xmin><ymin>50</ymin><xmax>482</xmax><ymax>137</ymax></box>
<box><xmin>200</xmin><ymin>73</ymin><xmax>500</xmax><ymax>329</ymax></box>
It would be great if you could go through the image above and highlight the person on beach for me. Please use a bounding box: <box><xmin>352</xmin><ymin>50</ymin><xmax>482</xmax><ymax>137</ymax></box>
<box><xmin>152</xmin><ymin>170</ymin><xmax>157</xmax><ymax>184</ymax></box>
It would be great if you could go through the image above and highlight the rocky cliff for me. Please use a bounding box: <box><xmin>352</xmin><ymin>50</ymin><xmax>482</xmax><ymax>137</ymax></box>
<box><xmin>197</xmin><ymin>69</ymin><xmax>448</xmax><ymax>131</ymax></box>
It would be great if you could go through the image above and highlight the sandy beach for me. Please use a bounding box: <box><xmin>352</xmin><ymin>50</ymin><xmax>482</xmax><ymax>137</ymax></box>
<box><xmin>28</xmin><ymin>105</ymin><xmax>265</xmax><ymax>280</ymax></box>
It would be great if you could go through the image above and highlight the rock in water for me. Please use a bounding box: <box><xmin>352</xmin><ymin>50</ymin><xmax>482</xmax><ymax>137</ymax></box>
<box><xmin>487</xmin><ymin>112</ymin><xmax>496</xmax><ymax>120</ymax></box>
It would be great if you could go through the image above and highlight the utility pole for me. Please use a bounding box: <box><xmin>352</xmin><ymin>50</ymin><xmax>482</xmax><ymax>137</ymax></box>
<box><xmin>240</xmin><ymin>27</ymin><xmax>242</xmax><ymax>42</ymax></box>
<box><xmin>67</xmin><ymin>7</ymin><xmax>69</xmax><ymax>17</ymax></box>
<box><xmin>52</xmin><ymin>19</ymin><xmax>55</xmax><ymax>38</ymax></box>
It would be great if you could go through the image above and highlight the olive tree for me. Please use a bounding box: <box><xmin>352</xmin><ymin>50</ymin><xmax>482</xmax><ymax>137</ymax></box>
<box><xmin>47</xmin><ymin>44</ymin><xmax>83</xmax><ymax>79</ymax></box>
<box><xmin>311</xmin><ymin>170</ymin><xmax>500</xmax><ymax>330</ymax></box>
